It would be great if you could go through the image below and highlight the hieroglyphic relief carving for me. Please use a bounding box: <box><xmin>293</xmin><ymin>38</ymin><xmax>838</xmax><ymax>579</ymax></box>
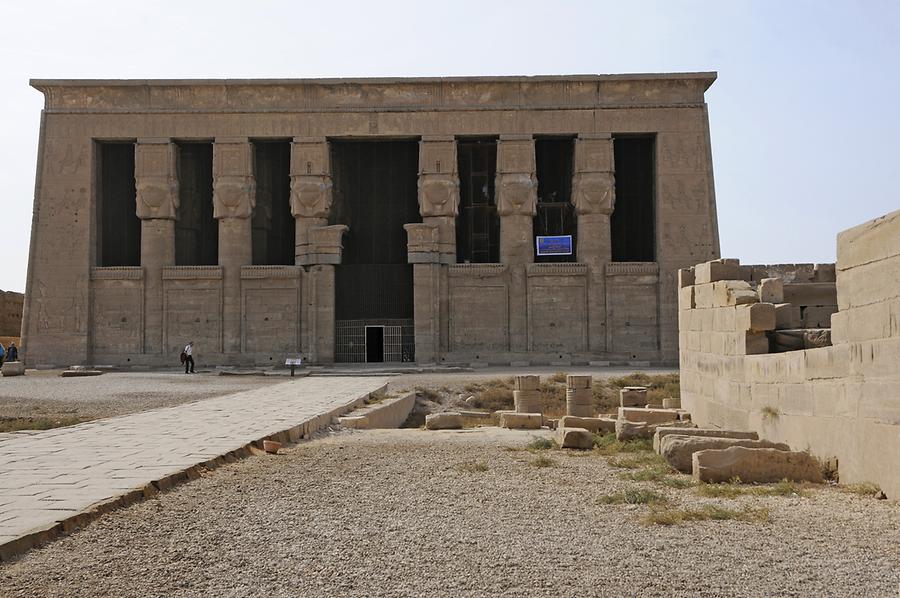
<box><xmin>136</xmin><ymin>141</ymin><xmax>179</xmax><ymax>219</ymax></box>
<box><xmin>572</xmin><ymin>172</ymin><xmax>615</xmax><ymax>215</ymax></box>
<box><xmin>213</xmin><ymin>140</ymin><xmax>256</xmax><ymax>219</ymax></box>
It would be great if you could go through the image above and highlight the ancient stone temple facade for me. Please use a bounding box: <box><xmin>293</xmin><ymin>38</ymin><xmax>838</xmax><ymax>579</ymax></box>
<box><xmin>23</xmin><ymin>74</ymin><xmax>719</xmax><ymax>367</ymax></box>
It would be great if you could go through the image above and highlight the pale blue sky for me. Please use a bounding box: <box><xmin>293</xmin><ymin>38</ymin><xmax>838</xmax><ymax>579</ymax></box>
<box><xmin>1</xmin><ymin>0</ymin><xmax>897</xmax><ymax>292</ymax></box>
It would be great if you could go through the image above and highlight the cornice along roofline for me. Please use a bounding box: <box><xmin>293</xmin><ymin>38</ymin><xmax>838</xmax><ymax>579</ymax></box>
<box><xmin>29</xmin><ymin>72</ymin><xmax>717</xmax><ymax>114</ymax></box>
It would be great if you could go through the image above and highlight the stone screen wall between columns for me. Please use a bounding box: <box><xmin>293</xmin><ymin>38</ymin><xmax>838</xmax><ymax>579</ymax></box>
<box><xmin>175</xmin><ymin>143</ymin><xmax>217</xmax><ymax>266</ymax></box>
<box><xmin>97</xmin><ymin>142</ymin><xmax>139</xmax><ymax>267</ymax></box>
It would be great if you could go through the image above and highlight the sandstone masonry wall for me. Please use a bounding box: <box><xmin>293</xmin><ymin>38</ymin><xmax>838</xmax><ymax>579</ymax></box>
<box><xmin>0</xmin><ymin>291</ymin><xmax>24</xmax><ymax>338</ymax></box>
<box><xmin>679</xmin><ymin>209</ymin><xmax>900</xmax><ymax>497</ymax></box>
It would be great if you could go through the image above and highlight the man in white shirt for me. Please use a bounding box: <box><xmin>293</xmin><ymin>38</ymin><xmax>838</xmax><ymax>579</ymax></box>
<box><xmin>183</xmin><ymin>341</ymin><xmax>195</xmax><ymax>374</ymax></box>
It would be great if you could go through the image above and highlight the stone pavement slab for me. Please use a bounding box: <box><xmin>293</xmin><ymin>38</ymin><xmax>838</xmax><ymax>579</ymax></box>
<box><xmin>0</xmin><ymin>376</ymin><xmax>388</xmax><ymax>560</ymax></box>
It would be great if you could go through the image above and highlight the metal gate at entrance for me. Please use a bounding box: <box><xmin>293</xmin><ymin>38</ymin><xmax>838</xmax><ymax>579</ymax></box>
<box><xmin>330</xmin><ymin>139</ymin><xmax>419</xmax><ymax>363</ymax></box>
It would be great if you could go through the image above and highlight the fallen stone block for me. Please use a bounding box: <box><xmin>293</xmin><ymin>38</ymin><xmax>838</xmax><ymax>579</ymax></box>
<box><xmin>618</xmin><ymin>407</ymin><xmax>684</xmax><ymax>425</ymax></box>
<box><xmin>619</xmin><ymin>387</ymin><xmax>647</xmax><ymax>407</ymax></box>
<box><xmin>692</xmin><ymin>446</ymin><xmax>824</xmax><ymax>484</ymax></box>
<box><xmin>678</xmin><ymin>267</ymin><xmax>695</xmax><ymax>288</ymax></box>
<box><xmin>714</xmin><ymin>280</ymin><xmax>758</xmax><ymax>307</ymax></box>
<box><xmin>757</xmin><ymin>277</ymin><xmax>784</xmax><ymax>303</ymax></box>
<box><xmin>555</xmin><ymin>427</ymin><xmax>593</xmax><ymax>450</ymax></box>
<box><xmin>616</xmin><ymin>419</ymin><xmax>693</xmax><ymax>441</ymax></box>
<box><xmin>783</xmin><ymin>282</ymin><xmax>838</xmax><ymax>307</ymax></box>
<box><xmin>770</xmin><ymin>329</ymin><xmax>831</xmax><ymax>352</ymax></box>
<box><xmin>60</xmin><ymin>369</ymin><xmax>104</xmax><ymax>377</ymax></box>
<box><xmin>1</xmin><ymin>361</ymin><xmax>24</xmax><ymax>377</ymax></box>
<box><xmin>557</xmin><ymin>415</ymin><xmax>616</xmax><ymax>434</ymax></box>
<box><xmin>774</xmin><ymin>303</ymin><xmax>802</xmax><ymax>329</ymax></box>
<box><xmin>695</xmin><ymin>260</ymin><xmax>744</xmax><ymax>284</ymax></box>
<box><xmin>802</xmin><ymin>305</ymin><xmax>837</xmax><ymax>328</ymax></box>
<box><xmin>425</xmin><ymin>412</ymin><xmax>463</xmax><ymax>430</ymax></box>
<box><xmin>661</xmin><ymin>435</ymin><xmax>789</xmax><ymax>473</ymax></box>
<box><xmin>499</xmin><ymin>412</ymin><xmax>542</xmax><ymax>430</ymax></box>
<box><xmin>662</xmin><ymin>398</ymin><xmax>681</xmax><ymax>410</ymax></box>
<box><xmin>653</xmin><ymin>427</ymin><xmax>759</xmax><ymax>453</ymax></box>
<box><xmin>262</xmin><ymin>440</ymin><xmax>282</xmax><ymax>454</ymax></box>
<box><xmin>736</xmin><ymin>302</ymin><xmax>776</xmax><ymax>332</ymax></box>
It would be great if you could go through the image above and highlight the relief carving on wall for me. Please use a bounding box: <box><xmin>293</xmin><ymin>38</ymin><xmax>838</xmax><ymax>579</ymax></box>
<box><xmin>290</xmin><ymin>175</ymin><xmax>333</xmax><ymax>219</ymax></box>
<box><xmin>495</xmin><ymin>173</ymin><xmax>537</xmax><ymax>217</ymax></box>
<box><xmin>417</xmin><ymin>175</ymin><xmax>459</xmax><ymax>218</ymax></box>
<box><xmin>213</xmin><ymin>176</ymin><xmax>256</xmax><ymax>219</ymax></box>
<box><xmin>136</xmin><ymin>178</ymin><xmax>179</xmax><ymax>219</ymax></box>
<box><xmin>572</xmin><ymin>172</ymin><xmax>615</xmax><ymax>216</ymax></box>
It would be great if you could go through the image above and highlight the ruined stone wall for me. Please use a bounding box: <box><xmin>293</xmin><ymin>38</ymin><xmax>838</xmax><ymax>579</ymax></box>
<box><xmin>679</xmin><ymin>210</ymin><xmax>900</xmax><ymax>497</ymax></box>
<box><xmin>24</xmin><ymin>75</ymin><xmax>719</xmax><ymax>367</ymax></box>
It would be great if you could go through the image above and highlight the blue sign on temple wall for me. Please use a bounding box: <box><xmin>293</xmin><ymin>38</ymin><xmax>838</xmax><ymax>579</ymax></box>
<box><xmin>536</xmin><ymin>235</ymin><xmax>573</xmax><ymax>256</ymax></box>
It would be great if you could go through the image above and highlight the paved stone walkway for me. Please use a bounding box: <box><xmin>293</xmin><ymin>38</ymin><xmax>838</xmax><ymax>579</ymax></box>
<box><xmin>0</xmin><ymin>376</ymin><xmax>388</xmax><ymax>560</ymax></box>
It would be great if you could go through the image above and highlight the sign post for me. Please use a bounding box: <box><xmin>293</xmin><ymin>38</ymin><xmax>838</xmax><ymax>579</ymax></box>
<box><xmin>536</xmin><ymin>235</ymin><xmax>573</xmax><ymax>257</ymax></box>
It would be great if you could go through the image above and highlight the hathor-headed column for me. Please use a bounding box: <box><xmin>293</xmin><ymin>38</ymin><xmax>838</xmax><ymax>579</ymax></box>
<box><xmin>573</xmin><ymin>134</ymin><xmax>616</xmax><ymax>353</ymax></box>
<box><xmin>496</xmin><ymin>135</ymin><xmax>536</xmax><ymax>353</ymax></box>
<box><xmin>411</xmin><ymin>137</ymin><xmax>459</xmax><ymax>364</ymax></box>
<box><xmin>290</xmin><ymin>138</ymin><xmax>333</xmax><ymax>266</ymax></box>
<box><xmin>135</xmin><ymin>138</ymin><xmax>178</xmax><ymax>355</ymax></box>
<box><xmin>213</xmin><ymin>138</ymin><xmax>255</xmax><ymax>354</ymax></box>
<box><xmin>303</xmin><ymin>224</ymin><xmax>347</xmax><ymax>364</ymax></box>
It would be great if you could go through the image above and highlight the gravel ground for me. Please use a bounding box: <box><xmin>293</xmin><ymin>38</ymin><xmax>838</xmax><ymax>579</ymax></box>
<box><xmin>1</xmin><ymin>427</ymin><xmax>896</xmax><ymax>597</ymax></box>
<box><xmin>0</xmin><ymin>371</ymin><xmax>284</xmax><ymax>421</ymax></box>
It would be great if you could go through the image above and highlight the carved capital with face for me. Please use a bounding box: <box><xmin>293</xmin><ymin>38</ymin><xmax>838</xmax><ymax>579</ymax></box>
<box><xmin>496</xmin><ymin>172</ymin><xmax>537</xmax><ymax>217</ymax></box>
<box><xmin>572</xmin><ymin>172</ymin><xmax>615</xmax><ymax>216</ymax></box>
<box><xmin>290</xmin><ymin>175</ymin><xmax>333</xmax><ymax>219</ymax></box>
<box><xmin>213</xmin><ymin>176</ymin><xmax>256</xmax><ymax>219</ymax></box>
<box><xmin>135</xmin><ymin>177</ymin><xmax>179</xmax><ymax>219</ymax></box>
<box><xmin>417</xmin><ymin>174</ymin><xmax>459</xmax><ymax>218</ymax></box>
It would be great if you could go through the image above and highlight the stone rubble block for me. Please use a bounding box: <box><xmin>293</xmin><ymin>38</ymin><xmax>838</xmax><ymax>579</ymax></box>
<box><xmin>783</xmin><ymin>282</ymin><xmax>838</xmax><ymax>307</ymax></box>
<box><xmin>758</xmin><ymin>277</ymin><xmax>784</xmax><ymax>303</ymax></box>
<box><xmin>735</xmin><ymin>302</ymin><xmax>776</xmax><ymax>332</ymax></box>
<box><xmin>514</xmin><ymin>389</ymin><xmax>542</xmax><ymax>414</ymax></box>
<box><xmin>425</xmin><ymin>412</ymin><xmax>463</xmax><ymax>430</ymax></box>
<box><xmin>678</xmin><ymin>267</ymin><xmax>695</xmax><ymax>289</ymax></box>
<box><xmin>802</xmin><ymin>305</ymin><xmax>838</xmax><ymax>328</ymax></box>
<box><xmin>774</xmin><ymin>303</ymin><xmax>802</xmax><ymax>329</ymax></box>
<box><xmin>662</xmin><ymin>398</ymin><xmax>681</xmax><ymax>410</ymax></box>
<box><xmin>1</xmin><ymin>361</ymin><xmax>25</xmax><ymax>377</ymax></box>
<box><xmin>660</xmin><ymin>434</ymin><xmax>790</xmax><ymax>473</ymax></box>
<box><xmin>692</xmin><ymin>446</ymin><xmax>825</xmax><ymax>484</ymax></box>
<box><xmin>618</xmin><ymin>407</ymin><xmax>684</xmax><ymax>425</ymax></box>
<box><xmin>616</xmin><ymin>419</ymin><xmax>694</xmax><ymax>442</ymax></box>
<box><xmin>695</xmin><ymin>259</ymin><xmax>744</xmax><ymax>284</ymax></box>
<box><xmin>744</xmin><ymin>332</ymin><xmax>771</xmax><ymax>355</ymax></box>
<box><xmin>555</xmin><ymin>427</ymin><xmax>594</xmax><ymax>450</ymax></box>
<box><xmin>713</xmin><ymin>280</ymin><xmax>758</xmax><ymax>307</ymax></box>
<box><xmin>619</xmin><ymin>387</ymin><xmax>647</xmax><ymax>407</ymax></box>
<box><xmin>693</xmin><ymin>283</ymin><xmax>716</xmax><ymax>308</ymax></box>
<box><xmin>514</xmin><ymin>375</ymin><xmax>540</xmax><ymax>391</ymax></box>
<box><xmin>557</xmin><ymin>415</ymin><xmax>616</xmax><ymax>434</ymax></box>
<box><xmin>566</xmin><ymin>375</ymin><xmax>592</xmax><ymax>390</ymax></box>
<box><xmin>653</xmin><ymin>427</ymin><xmax>759</xmax><ymax>453</ymax></box>
<box><xmin>679</xmin><ymin>286</ymin><xmax>695</xmax><ymax>310</ymax></box>
<box><xmin>771</xmin><ymin>329</ymin><xmax>831</xmax><ymax>352</ymax></box>
<box><xmin>499</xmin><ymin>412</ymin><xmax>542</xmax><ymax>430</ymax></box>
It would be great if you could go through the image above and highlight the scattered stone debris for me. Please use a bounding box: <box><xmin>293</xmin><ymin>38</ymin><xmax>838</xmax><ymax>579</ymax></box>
<box><xmin>692</xmin><ymin>446</ymin><xmax>824</xmax><ymax>484</ymax></box>
<box><xmin>262</xmin><ymin>440</ymin><xmax>282</xmax><ymax>454</ymax></box>
<box><xmin>425</xmin><ymin>412</ymin><xmax>463</xmax><ymax>430</ymax></box>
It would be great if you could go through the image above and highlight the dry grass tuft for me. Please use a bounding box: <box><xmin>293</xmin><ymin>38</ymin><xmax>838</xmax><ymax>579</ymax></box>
<box><xmin>0</xmin><ymin>416</ymin><xmax>92</xmax><ymax>433</ymax></box>
<box><xmin>548</xmin><ymin>372</ymin><xmax>568</xmax><ymax>384</ymax></box>
<box><xmin>525</xmin><ymin>437</ymin><xmax>556</xmax><ymax>451</ymax></box>
<box><xmin>599</xmin><ymin>487</ymin><xmax>669</xmax><ymax>506</ymax></box>
<box><xmin>467</xmin><ymin>387</ymin><xmax>514</xmax><ymax>411</ymax></box>
<box><xmin>455</xmin><ymin>461</ymin><xmax>489</xmax><ymax>473</ymax></box>
<box><xmin>530</xmin><ymin>455</ymin><xmax>557</xmax><ymax>468</ymax></box>
<box><xmin>415</xmin><ymin>387</ymin><xmax>441</xmax><ymax>402</ymax></box>
<box><xmin>761</xmin><ymin>405</ymin><xmax>780</xmax><ymax>420</ymax></box>
<box><xmin>841</xmin><ymin>482</ymin><xmax>882</xmax><ymax>497</ymax></box>
<box><xmin>592</xmin><ymin>433</ymin><xmax>652</xmax><ymax>455</ymax></box>
<box><xmin>643</xmin><ymin>504</ymin><xmax>770</xmax><ymax>526</ymax></box>
<box><xmin>696</xmin><ymin>479</ymin><xmax>810</xmax><ymax>499</ymax></box>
